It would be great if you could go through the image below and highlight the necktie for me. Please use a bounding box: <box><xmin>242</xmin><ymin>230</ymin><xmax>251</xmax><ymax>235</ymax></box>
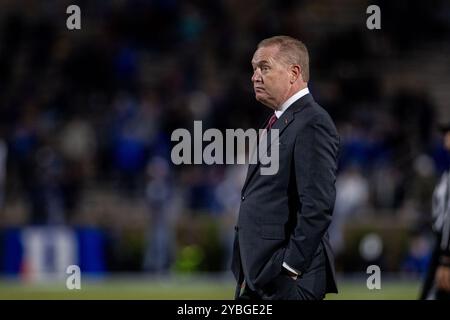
<box><xmin>266</xmin><ymin>114</ymin><xmax>278</xmax><ymax>130</ymax></box>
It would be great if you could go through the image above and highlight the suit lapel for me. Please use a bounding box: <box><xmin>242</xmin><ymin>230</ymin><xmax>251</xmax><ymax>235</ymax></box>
<box><xmin>241</xmin><ymin>94</ymin><xmax>314</xmax><ymax>194</ymax></box>
<box><xmin>264</xmin><ymin>109</ymin><xmax>294</xmax><ymax>154</ymax></box>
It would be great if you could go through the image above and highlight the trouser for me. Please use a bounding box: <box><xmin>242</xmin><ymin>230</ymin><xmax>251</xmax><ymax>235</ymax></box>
<box><xmin>236</xmin><ymin>248</ymin><xmax>327</xmax><ymax>300</ymax></box>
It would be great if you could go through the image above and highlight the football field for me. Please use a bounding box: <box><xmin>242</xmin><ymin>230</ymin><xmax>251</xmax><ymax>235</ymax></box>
<box><xmin>0</xmin><ymin>275</ymin><xmax>422</xmax><ymax>300</ymax></box>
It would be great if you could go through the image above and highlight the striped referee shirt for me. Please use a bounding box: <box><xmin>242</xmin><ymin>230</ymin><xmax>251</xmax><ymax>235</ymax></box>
<box><xmin>432</xmin><ymin>171</ymin><xmax>450</xmax><ymax>255</ymax></box>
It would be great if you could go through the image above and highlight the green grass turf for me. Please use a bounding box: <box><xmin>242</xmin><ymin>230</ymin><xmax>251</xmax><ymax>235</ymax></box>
<box><xmin>0</xmin><ymin>277</ymin><xmax>422</xmax><ymax>300</ymax></box>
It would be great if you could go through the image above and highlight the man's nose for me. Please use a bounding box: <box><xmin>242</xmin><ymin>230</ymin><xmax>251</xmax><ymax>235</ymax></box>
<box><xmin>252</xmin><ymin>70</ymin><xmax>261</xmax><ymax>83</ymax></box>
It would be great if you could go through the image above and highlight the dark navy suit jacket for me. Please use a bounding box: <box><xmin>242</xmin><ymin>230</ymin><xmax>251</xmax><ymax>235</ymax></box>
<box><xmin>231</xmin><ymin>93</ymin><xmax>340</xmax><ymax>299</ymax></box>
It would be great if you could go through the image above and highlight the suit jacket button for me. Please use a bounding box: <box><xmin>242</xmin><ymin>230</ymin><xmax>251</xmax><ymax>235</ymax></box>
<box><xmin>241</xmin><ymin>196</ymin><xmax>245</xmax><ymax>201</ymax></box>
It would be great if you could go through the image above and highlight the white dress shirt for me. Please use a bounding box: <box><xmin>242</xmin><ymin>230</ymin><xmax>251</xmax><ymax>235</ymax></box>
<box><xmin>275</xmin><ymin>87</ymin><xmax>309</xmax><ymax>119</ymax></box>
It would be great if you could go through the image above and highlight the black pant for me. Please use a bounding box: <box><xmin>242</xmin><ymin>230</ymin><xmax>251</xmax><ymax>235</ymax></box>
<box><xmin>237</xmin><ymin>285</ymin><xmax>262</xmax><ymax>300</ymax></box>
<box><xmin>236</xmin><ymin>249</ymin><xmax>327</xmax><ymax>300</ymax></box>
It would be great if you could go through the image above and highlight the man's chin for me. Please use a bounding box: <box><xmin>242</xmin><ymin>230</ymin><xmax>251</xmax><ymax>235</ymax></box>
<box><xmin>255</xmin><ymin>95</ymin><xmax>274</xmax><ymax>109</ymax></box>
<box><xmin>255</xmin><ymin>93</ymin><xmax>266</xmax><ymax>104</ymax></box>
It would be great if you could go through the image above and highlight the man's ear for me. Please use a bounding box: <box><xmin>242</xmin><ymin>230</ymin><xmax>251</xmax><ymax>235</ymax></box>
<box><xmin>290</xmin><ymin>65</ymin><xmax>301</xmax><ymax>83</ymax></box>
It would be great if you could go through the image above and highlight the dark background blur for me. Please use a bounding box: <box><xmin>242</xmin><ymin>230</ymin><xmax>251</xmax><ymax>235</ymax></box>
<box><xmin>0</xmin><ymin>0</ymin><xmax>450</xmax><ymax>287</ymax></box>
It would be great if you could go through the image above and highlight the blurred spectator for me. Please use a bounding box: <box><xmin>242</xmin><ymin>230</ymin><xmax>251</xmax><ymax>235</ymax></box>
<box><xmin>408</xmin><ymin>155</ymin><xmax>438</xmax><ymax>224</ymax></box>
<box><xmin>33</xmin><ymin>143</ymin><xmax>66</xmax><ymax>225</ymax></box>
<box><xmin>401</xmin><ymin>231</ymin><xmax>432</xmax><ymax>276</ymax></box>
<box><xmin>330</xmin><ymin>165</ymin><xmax>369</xmax><ymax>255</ymax></box>
<box><xmin>59</xmin><ymin>114</ymin><xmax>97</xmax><ymax>218</ymax></box>
<box><xmin>214</xmin><ymin>164</ymin><xmax>247</xmax><ymax>271</ymax></box>
<box><xmin>0</xmin><ymin>138</ymin><xmax>7</xmax><ymax>211</ymax></box>
<box><xmin>142</xmin><ymin>156</ymin><xmax>175</xmax><ymax>273</ymax></box>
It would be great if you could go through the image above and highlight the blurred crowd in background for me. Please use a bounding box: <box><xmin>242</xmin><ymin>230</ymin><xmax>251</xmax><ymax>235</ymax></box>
<box><xmin>1</xmin><ymin>0</ymin><xmax>450</xmax><ymax>278</ymax></box>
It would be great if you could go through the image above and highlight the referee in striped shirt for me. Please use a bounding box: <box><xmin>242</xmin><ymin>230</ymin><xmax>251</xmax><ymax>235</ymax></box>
<box><xmin>421</xmin><ymin>122</ymin><xmax>450</xmax><ymax>300</ymax></box>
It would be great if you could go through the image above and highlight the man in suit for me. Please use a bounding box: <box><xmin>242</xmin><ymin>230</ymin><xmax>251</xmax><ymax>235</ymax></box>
<box><xmin>231</xmin><ymin>35</ymin><xmax>340</xmax><ymax>300</ymax></box>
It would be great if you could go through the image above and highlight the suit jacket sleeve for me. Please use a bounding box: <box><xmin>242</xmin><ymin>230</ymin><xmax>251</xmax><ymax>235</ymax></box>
<box><xmin>283</xmin><ymin>113</ymin><xmax>340</xmax><ymax>274</ymax></box>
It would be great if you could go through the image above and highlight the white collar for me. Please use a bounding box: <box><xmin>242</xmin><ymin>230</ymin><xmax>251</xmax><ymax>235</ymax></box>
<box><xmin>275</xmin><ymin>87</ymin><xmax>309</xmax><ymax>119</ymax></box>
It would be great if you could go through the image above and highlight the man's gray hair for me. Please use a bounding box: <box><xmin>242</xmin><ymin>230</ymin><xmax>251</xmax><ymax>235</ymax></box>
<box><xmin>257</xmin><ymin>35</ymin><xmax>310</xmax><ymax>82</ymax></box>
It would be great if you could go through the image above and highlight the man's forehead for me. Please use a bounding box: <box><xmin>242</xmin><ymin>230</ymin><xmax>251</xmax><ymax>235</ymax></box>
<box><xmin>252</xmin><ymin>45</ymin><xmax>279</xmax><ymax>64</ymax></box>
